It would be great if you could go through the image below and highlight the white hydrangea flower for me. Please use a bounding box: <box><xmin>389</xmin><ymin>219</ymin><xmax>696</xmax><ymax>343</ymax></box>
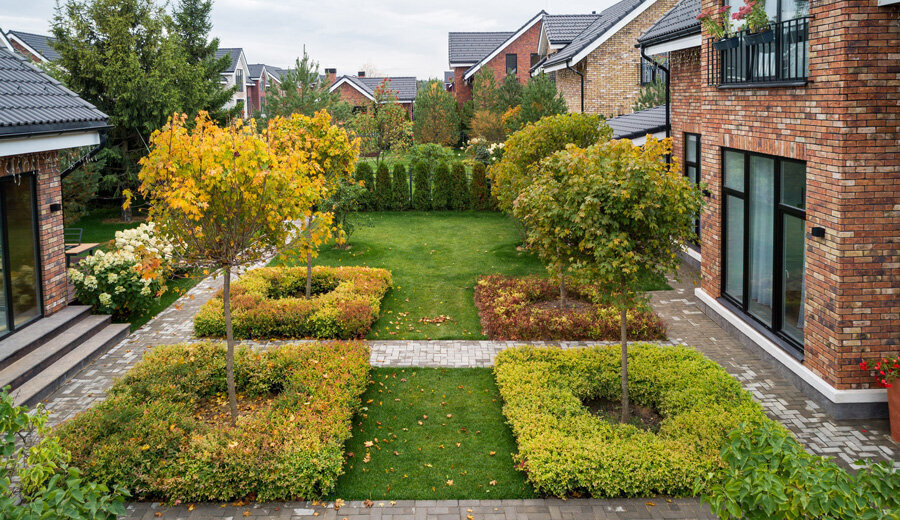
<box><xmin>98</xmin><ymin>292</ymin><xmax>112</xmax><ymax>306</ymax></box>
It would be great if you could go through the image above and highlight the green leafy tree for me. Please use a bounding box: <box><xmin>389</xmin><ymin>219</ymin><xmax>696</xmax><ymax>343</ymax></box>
<box><xmin>431</xmin><ymin>162</ymin><xmax>452</xmax><ymax>210</ymax></box>
<box><xmin>450</xmin><ymin>161</ymin><xmax>470</xmax><ymax>210</ymax></box>
<box><xmin>266</xmin><ymin>46</ymin><xmax>337</xmax><ymax>119</ymax></box>
<box><xmin>470</xmin><ymin>162</ymin><xmax>491</xmax><ymax>210</ymax></box>
<box><xmin>496</xmin><ymin>74</ymin><xmax>523</xmax><ymax>113</ymax></box>
<box><xmin>354</xmin><ymin>162</ymin><xmax>375</xmax><ymax>211</ymax></box>
<box><xmin>518</xmin><ymin>73</ymin><xmax>568</xmax><ymax>127</ymax></box>
<box><xmin>412</xmin><ymin>160</ymin><xmax>431</xmax><ymax>211</ymax></box>
<box><xmin>322</xmin><ymin>178</ymin><xmax>367</xmax><ymax>248</ymax></box>
<box><xmin>515</xmin><ymin>137</ymin><xmax>703</xmax><ymax>421</ymax></box>
<box><xmin>470</xmin><ymin>68</ymin><xmax>505</xmax><ymax>142</ymax></box>
<box><xmin>413</xmin><ymin>80</ymin><xmax>460</xmax><ymax>146</ymax></box>
<box><xmin>633</xmin><ymin>75</ymin><xmax>666</xmax><ymax>112</ymax></box>
<box><xmin>375</xmin><ymin>162</ymin><xmax>392</xmax><ymax>211</ymax></box>
<box><xmin>352</xmin><ymin>80</ymin><xmax>413</xmax><ymax>164</ymax></box>
<box><xmin>472</xmin><ymin>68</ymin><xmax>498</xmax><ymax>111</ymax></box>
<box><xmin>392</xmin><ymin>163</ymin><xmax>409</xmax><ymax>210</ymax></box>
<box><xmin>458</xmin><ymin>99</ymin><xmax>475</xmax><ymax>143</ymax></box>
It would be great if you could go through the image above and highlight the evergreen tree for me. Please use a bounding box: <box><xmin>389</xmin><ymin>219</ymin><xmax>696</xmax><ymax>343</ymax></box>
<box><xmin>496</xmin><ymin>74</ymin><xmax>524</xmax><ymax>113</ymax></box>
<box><xmin>450</xmin><ymin>161</ymin><xmax>470</xmax><ymax>210</ymax></box>
<box><xmin>172</xmin><ymin>0</ymin><xmax>234</xmax><ymax>120</ymax></box>
<box><xmin>392</xmin><ymin>163</ymin><xmax>409</xmax><ymax>210</ymax></box>
<box><xmin>375</xmin><ymin>162</ymin><xmax>392</xmax><ymax>211</ymax></box>
<box><xmin>518</xmin><ymin>74</ymin><xmax>568</xmax><ymax>126</ymax></box>
<box><xmin>633</xmin><ymin>75</ymin><xmax>666</xmax><ymax>112</ymax></box>
<box><xmin>354</xmin><ymin>162</ymin><xmax>375</xmax><ymax>211</ymax></box>
<box><xmin>470</xmin><ymin>162</ymin><xmax>491</xmax><ymax>210</ymax></box>
<box><xmin>432</xmin><ymin>162</ymin><xmax>452</xmax><ymax>211</ymax></box>
<box><xmin>413</xmin><ymin>80</ymin><xmax>459</xmax><ymax>146</ymax></box>
<box><xmin>266</xmin><ymin>46</ymin><xmax>337</xmax><ymax>118</ymax></box>
<box><xmin>412</xmin><ymin>160</ymin><xmax>431</xmax><ymax>211</ymax></box>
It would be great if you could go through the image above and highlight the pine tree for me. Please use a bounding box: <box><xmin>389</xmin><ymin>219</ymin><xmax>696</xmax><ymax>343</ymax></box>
<box><xmin>375</xmin><ymin>162</ymin><xmax>392</xmax><ymax>211</ymax></box>
<box><xmin>412</xmin><ymin>161</ymin><xmax>431</xmax><ymax>211</ymax></box>
<box><xmin>266</xmin><ymin>46</ymin><xmax>338</xmax><ymax>118</ymax></box>
<box><xmin>354</xmin><ymin>162</ymin><xmax>375</xmax><ymax>211</ymax></box>
<box><xmin>392</xmin><ymin>163</ymin><xmax>409</xmax><ymax>210</ymax></box>
<box><xmin>413</xmin><ymin>80</ymin><xmax>459</xmax><ymax>146</ymax></box>
<box><xmin>519</xmin><ymin>74</ymin><xmax>568</xmax><ymax>126</ymax></box>
<box><xmin>470</xmin><ymin>162</ymin><xmax>491</xmax><ymax>210</ymax></box>
<box><xmin>432</xmin><ymin>162</ymin><xmax>452</xmax><ymax>210</ymax></box>
<box><xmin>450</xmin><ymin>161</ymin><xmax>470</xmax><ymax>210</ymax></box>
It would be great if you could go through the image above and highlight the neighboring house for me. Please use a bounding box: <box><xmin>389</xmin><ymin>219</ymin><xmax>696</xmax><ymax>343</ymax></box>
<box><xmin>533</xmin><ymin>0</ymin><xmax>680</xmax><ymax>117</ymax></box>
<box><xmin>5</xmin><ymin>30</ymin><xmax>59</xmax><ymax>64</ymax></box>
<box><xmin>246</xmin><ymin>64</ymin><xmax>283</xmax><ymax>115</ymax></box>
<box><xmin>448</xmin><ymin>11</ymin><xmax>545</xmax><ymax>107</ymax></box>
<box><xmin>216</xmin><ymin>47</ymin><xmax>251</xmax><ymax>119</ymax></box>
<box><xmin>327</xmin><ymin>72</ymin><xmax>417</xmax><ymax>117</ymax></box>
<box><xmin>635</xmin><ymin>0</ymin><xmax>900</xmax><ymax>419</ymax></box>
<box><xmin>605</xmin><ymin>104</ymin><xmax>667</xmax><ymax>145</ymax></box>
<box><xmin>443</xmin><ymin>71</ymin><xmax>454</xmax><ymax>92</ymax></box>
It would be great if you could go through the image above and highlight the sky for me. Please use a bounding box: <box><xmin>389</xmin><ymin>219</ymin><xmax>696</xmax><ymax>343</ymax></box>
<box><xmin>1</xmin><ymin>0</ymin><xmax>620</xmax><ymax>79</ymax></box>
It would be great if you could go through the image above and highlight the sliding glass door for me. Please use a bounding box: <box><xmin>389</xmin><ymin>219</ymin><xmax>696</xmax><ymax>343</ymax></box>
<box><xmin>722</xmin><ymin>149</ymin><xmax>806</xmax><ymax>354</ymax></box>
<box><xmin>0</xmin><ymin>174</ymin><xmax>42</xmax><ymax>336</ymax></box>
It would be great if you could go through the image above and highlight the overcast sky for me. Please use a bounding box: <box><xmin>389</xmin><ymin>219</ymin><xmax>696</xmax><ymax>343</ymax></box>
<box><xmin>1</xmin><ymin>0</ymin><xmax>619</xmax><ymax>79</ymax></box>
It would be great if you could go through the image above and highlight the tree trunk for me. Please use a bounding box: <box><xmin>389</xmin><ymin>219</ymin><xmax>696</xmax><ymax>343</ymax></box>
<box><xmin>121</xmin><ymin>203</ymin><xmax>132</xmax><ymax>223</ymax></box>
<box><xmin>223</xmin><ymin>267</ymin><xmax>239</xmax><ymax>422</ymax></box>
<box><xmin>620</xmin><ymin>307</ymin><xmax>629</xmax><ymax>423</ymax></box>
<box><xmin>559</xmin><ymin>271</ymin><xmax>567</xmax><ymax>310</ymax></box>
<box><xmin>305</xmin><ymin>216</ymin><xmax>313</xmax><ymax>299</ymax></box>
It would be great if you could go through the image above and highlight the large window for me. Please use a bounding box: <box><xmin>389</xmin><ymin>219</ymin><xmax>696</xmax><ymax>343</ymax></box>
<box><xmin>722</xmin><ymin>150</ymin><xmax>806</xmax><ymax>353</ymax></box>
<box><xmin>235</xmin><ymin>69</ymin><xmax>245</xmax><ymax>92</ymax></box>
<box><xmin>506</xmin><ymin>54</ymin><xmax>517</xmax><ymax>76</ymax></box>
<box><xmin>0</xmin><ymin>173</ymin><xmax>42</xmax><ymax>337</ymax></box>
<box><xmin>641</xmin><ymin>55</ymin><xmax>667</xmax><ymax>85</ymax></box>
<box><xmin>684</xmin><ymin>134</ymin><xmax>701</xmax><ymax>247</ymax></box>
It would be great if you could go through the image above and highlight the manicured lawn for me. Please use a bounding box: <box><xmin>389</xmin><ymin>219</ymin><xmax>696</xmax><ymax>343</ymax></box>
<box><xmin>331</xmin><ymin>367</ymin><xmax>535</xmax><ymax>500</ymax></box>
<box><xmin>67</xmin><ymin>205</ymin><xmax>148</xmax><ymax>247</ymax></box>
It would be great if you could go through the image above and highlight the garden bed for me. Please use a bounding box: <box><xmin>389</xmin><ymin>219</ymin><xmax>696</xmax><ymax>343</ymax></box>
<box><xmin>493</xmin><ymin>344</ymin><xmax>776</xmax><ymax>498</ymax></box>
<box><xmin>475</xmin><ymin>275</ymin><xmax>667</xmax><ymax>341</ymax></box>
<box><xmin>194</xmin><ymin>266</ymin><xmax>391</xmax><ymax>339</ymax></box>
<box><xmin>54</xmin><ymin>341</ymin><xmax>370</xmax><ymax>502</ymax></box>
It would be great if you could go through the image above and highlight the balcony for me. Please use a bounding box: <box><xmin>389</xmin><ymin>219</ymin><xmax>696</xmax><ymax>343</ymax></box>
<box><xmin>707</xmin><ymin>17</ymin><xmax>809</xmax><ymax>88</ymax></box>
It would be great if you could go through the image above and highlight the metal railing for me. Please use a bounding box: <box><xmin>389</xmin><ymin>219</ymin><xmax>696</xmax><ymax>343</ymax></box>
<box><xmin>708</xmin><ymin>17</ymin><xmax>809</xmax><ymax>87</ymax></box>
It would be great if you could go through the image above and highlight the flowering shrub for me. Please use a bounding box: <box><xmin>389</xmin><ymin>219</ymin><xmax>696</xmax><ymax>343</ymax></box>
<box><xmin>466</xmin><ymin>137</ymin><xmax>504</xmax><ymax>164</ymax></box>
<box><xmin>697</xmin><ymin>5</ymin><xmax>733</xmax><ymax>40</ymax></box>
<box><xmin>474</xmin><ymin>275</ymin><xmax>666</xmax><ymax>341</ymax></box>
<box><xmin>54</xmin><ymin>341</ymin><xmax>370</xmax><ymax>502</ymax></box>
<box><xmin>731</xmin><ymin>0</ymin><xmax>770</xmax><ymax>33</ymax></box>
<box><xmin>494</xmin><ymin>344</ymin><xmax>776</xmax><ymax>497</ymax></box>
<box><xmin>69</xmin><ymin>250</ymin><xmax>165</xmax><ymax>319</ymax></box>
<box><xmin>194</xmin><ymin>266</ymin><xmax>391</xmax><ymax>339</ymax></box>
<box><xmin>114</xmin><ymin>222</ymin><xmax>175</xmax><ymax>265</ymax></box>
<box><xmin>860</xmin><ymin>355</ymin><xmax>900</xmax><ymax>388</ymax></box>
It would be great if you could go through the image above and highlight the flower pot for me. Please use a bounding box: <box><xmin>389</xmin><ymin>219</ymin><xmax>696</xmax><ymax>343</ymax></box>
<box><xmin>889</xmin><ymin>382</ymin><xmax>900</xmax><ymax>443</ymax></box>
<box><xmin>713</xmin><ymin>37</ymin><xmax>740</xmax><ymax>50</ymax></box>
<box><xmin>743</xmin><ymin>29</ymin><xmax>775</xmax><ymax>46</ymax></box>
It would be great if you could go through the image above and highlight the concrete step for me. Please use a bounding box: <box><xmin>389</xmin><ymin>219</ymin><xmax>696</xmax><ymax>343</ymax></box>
<box><xmin>0</xmin><ymin>314</ymin><xmax>111</xmax><ymax>391</ymax></box>
<box><xmin>0</xmin><ymin>306</ymin><xmax>92</xmax><ymax>371</ymax></box>
<box><xmin>11</xmin><ymin>322</ymin><xmax>130</xmax><ymax>408</ymax></box>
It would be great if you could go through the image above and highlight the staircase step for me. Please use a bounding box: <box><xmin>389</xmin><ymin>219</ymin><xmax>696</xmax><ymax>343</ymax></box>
<box><xmin>11</xmin><ymin>323</ymin><xmax>130</xmax><ymax>408</ymax></box>
<box><xmin>0</xmin><ymin>314</ymin><xmax>111</xmax><ymax>391</ymax></box>
<box><xmin>0</xmin><ymin>306</ymin><xmax>92</xmax><ymax>370</ymax></box>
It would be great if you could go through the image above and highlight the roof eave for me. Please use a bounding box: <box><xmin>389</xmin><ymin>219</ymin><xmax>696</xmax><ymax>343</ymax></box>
<box><xmin>637</xmin><ymin>26</ymin><xmax>701</xmax><ymax>48</ymax></box>
<box><xmin>0</xmin><ymin>120</ymin><xmax>111</xmax><ymax>139</ymax></box>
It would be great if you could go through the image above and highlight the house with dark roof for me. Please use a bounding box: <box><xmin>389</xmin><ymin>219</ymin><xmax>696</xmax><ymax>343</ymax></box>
<box><xmin>5</xmin><ymin>30</ymin><xmax>59</xmax><ymax>64</ymax></box>
<box><xmin>246</xmin><ymin>64</ymin><xmax>283</xmax><ymax>115</ymax></box>
<box><xmin>532</xmin><ymin>0</ymin><xmax>680</xmax><ymax>117</ymax></box>
<box><xmin>327</xmin><ymin>72</ymin><xmax>417</xmax><ymax>117</ymax></box>
<box><xmin>447</xmin><ymin>11</ymin><xmax>545</xmax><ymax>107</ymax></box>
<box><xmin>216</xmin><ymin>47</ymin><xmax>251</xmax><ymax>118</ymax></box>
<box><xmin>635</xmin><ymin>0</ymin><xmax>900</xmax><ymax>420</ymax></box>
<box><xmin>605</xmin><ymin>104</ymin><xmax>667</xmax><ymax>144</ymax></box>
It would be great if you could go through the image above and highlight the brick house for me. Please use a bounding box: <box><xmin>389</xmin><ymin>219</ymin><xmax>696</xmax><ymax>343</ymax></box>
<box><xmin>216</xmin><ymin>48</ymin><xmax>251</xmax><ymax>119</ymax></box>
<box><xmin>327</xmin><ymin>72</ymin><xmax>417</xmax><ymax>118</ymax></box>
<box><xmin>246</xmin><ymin>64</ymin><xmax>283</xmax><ymax>115</ymax></box>
<box><xmin>4</xmin><ymin>30</ymin><xmax>59</xmax><ymax>64</ymax></box>
<box><xmin>533</xmin><ymin>0</ymin><xmax>680</xmax><ymax>117</ymax></box>
<box><xmin>447</xmin><ymin>11</ymin><xmax>545</xmax><ymax>107</ymax></box>
<box><xmin>637</xmin><ymin>0</ymin><xmax>900</xmax><ymax>419</ymax></box>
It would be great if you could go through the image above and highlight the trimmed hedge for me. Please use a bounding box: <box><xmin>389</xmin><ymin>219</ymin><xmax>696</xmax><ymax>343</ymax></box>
<box><xmin>375</xmin><ymin>162</ymin><xmax>392</xmax><ymax>211</ymax></box>
<box><xmin>412</xmin><ymin>160</ymin><xmax>431</xmax><ymax>210</ymax></box>
<box><xmin>474</xmin><ymin>275</ymin><xmax>666</xmax><ymax>341</ymax></box>
<box><xmin>391</xmin><ymin>163</ymin><xmax>408</xmax><ymax>210</ymax></box>
<box><xmin>54</xmin><ymin>341</ymin><xmax>370</xmax><ymax>502</ymax></box>
<box><xmin>194</xmin><ymin>266</ymin><xmax>391</xmax><ymax>339</ymax></box>
<box><xmin>493</xmin><ymin>344</ymin><xmax>777</xmax><ymax>498</ymax></box>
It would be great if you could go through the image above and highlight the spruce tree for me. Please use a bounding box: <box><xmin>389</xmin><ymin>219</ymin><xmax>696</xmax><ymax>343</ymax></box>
<box><xmin>375</xmin><ymin>162</ymin><xmax>392</xmax><ymax>211</ymax></box>
<box><xmin>266</xmin><ymin>46</ymin><xmax>338</xmax><ymax>118</ymax></box>
<box><xmin>392</xmin><ymin>163</ymin><xmax>409</xmax><ymax>210</ymax></box>
<box><xmin>450</xmin><ymin>161</ymin><xmax>470</xmax><ymax>210</ymax></box>
<box><xmin>412</xmin><ymin>160</ymin><xmax>431</xmax><ymax>211</ymax></box>
<box><xmin>431</xmin><ymin>162</ymin><xmax>452</xmax><ymax>210</ymax></box>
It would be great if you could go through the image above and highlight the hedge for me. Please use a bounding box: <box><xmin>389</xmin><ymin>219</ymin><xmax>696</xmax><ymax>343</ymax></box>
<box><xmin>54</xmin><ymin>341</ymin><xmax>370</xmax><ymax>502</ymax></box>
<box><xmin>493</xmin><ymin>344</ymin><xmax>777</xmax><ymax>498</ymax></box>
<box><xmin>474</xmin><ymin>275</ymin><xmax>666</xmax><ymax>341</ymax></box>
<box><xmin>194</xmin><ymin>266</ymin><xmax>391</xmax><ymax>339</ymax></box>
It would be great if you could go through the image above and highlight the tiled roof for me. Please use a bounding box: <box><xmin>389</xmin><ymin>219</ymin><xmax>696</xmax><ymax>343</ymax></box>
<box><xmin>268</xmin><ymin>67</ymin><xmax>287</xmax><ymax>82</ymax></box>
<box><xmin>333</xmin><ymin>76</ymin><xmax>418</xmax><ymax>103</ymax></box>
<box><xmin>215</xmin><ymin>47</ymin><xmax>242</xmax><ymax>73</ymax></box>
<box><xmin>543</xmin><ymin>14</ymin><xmax>601</xmax><ymax>44</ymax></box>
<box><xmin>606</xmin><ymin>105</ymin><xmax>667</xmax><ymax>139</ymax></box>
<box><xmin>463</xmin><ymin>11</ymin><xmax>546</xmax><ymax>79</ymax></box>
<box><xmin>638</xmin><ymin>0</ymin><xmax>700</xmax><ymax>46</ymax></box>
<box><xmin>0</xmin><ymin>48</ymin><xmax>108</xmax><ymax>137</ymax></box>
<box><xmin>448</xmin><ymin>32</ymin><xmax>513</xmax><ymax>64</ymax></box>
<box><xmin>247</xmin><ymin>63</ymin><xmax>266</xmax><ymax>79</ymax></box>
<box><xmin>7</xmin><ymin>30</ymin><xmax>59</xmax><ymax>62</ymax></box>
<box><xmin>544</xmin><ymin>0</ymin><xmax>647</xmax><ymax>68</ymax></box>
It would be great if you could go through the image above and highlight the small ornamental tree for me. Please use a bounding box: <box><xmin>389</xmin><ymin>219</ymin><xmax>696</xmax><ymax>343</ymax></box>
<box><xmin>322</xmin><ymin>178</ymin><xmax>367</xmax><ymax>247</ymax></box>
<box><xmin>413</xmin><ymin>80</ymin><xmax>460</xmax><ymax>146</ymax></box>
<box><xmin>450</xmin><ymin>161</ymin><xmax>470</xmax><ymax>211</ymax></box>
<box><xmin>392</xmin><ymin>163</ymin><xmax>409</xmax><ymax>210</ymax></box>
<box><xmin>352</xmin><ymin>80</ymin><xmax>412</xmax><ymax>164</ymax></box>
<box><xmin>412</xmin><ymin>160</ymin><xmax>431</xmax><ymax>210</ymax></box>
<box><xmin>516</xmin><ymin>137</ymin><xmax>704</xmax><ymax>422</ymax></box>
<box><xmin>354</xmin><ymin>162</ymin><xmax>375</xmax><ymax>211</ymax></box>
<box><xmin>470</xmin><ymin>162</ymin><xmax>491</xmax><ymax>210</ymax></box>
<box><xmin>471</xmin><ymin>68</ymin><xmax>505</xmax><ymax>142</ymax></box>
<box><xmin>375</xmin><ymin>162</ymin><xmax>392</xmax><ymax>211</ymax></box>
<box><xmin>519</xmin><ymin>73</ymin><xmax>568</xmax><ymax>126</ymax></box>
<box><xmin>431</xmin><ymin>162</ymin><xmax>452</xmax><ymax>210</ymax></box>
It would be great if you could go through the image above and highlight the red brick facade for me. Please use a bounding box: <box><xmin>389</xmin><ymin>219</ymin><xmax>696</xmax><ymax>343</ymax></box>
<box><xmin>334</xmin><ymin>81</ymin><xmax>414</xmax><ymax>118</ymax></box>
<box><xmin>8</xmin><ymin>39</ymin><xmax>44</xmax><ymax>63</ymax></box>
<box><xmin>673</xmin><ymin>0</ymin><xmax>899</xmax><ymax>391</ymax></box>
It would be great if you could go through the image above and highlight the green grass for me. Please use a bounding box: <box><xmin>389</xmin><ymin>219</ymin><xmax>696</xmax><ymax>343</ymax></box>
<box><xmin>330</xmin><ymin>367</ymin><xmax>535</xmax><ymax>500</ymax></box>
<box><xmin>125</xmin><ymin>271</ymin><xmax>202</xmax><ymax>332</ymax></box>
<box><xmin>68</xmin><ymin>205</ymin><xmax>149</xmax><ymax>248</ymax></box>
<box><xmin>272</xmin><ymin>212</ymin><xmax>545</xmax><ymax>339</ymax></box>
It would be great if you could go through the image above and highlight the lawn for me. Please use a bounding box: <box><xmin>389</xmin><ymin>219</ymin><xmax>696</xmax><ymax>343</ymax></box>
<box><xmin>330</xmin><ymin>367</ymin><xmax>535</xmax><ymax>500</ymax></box>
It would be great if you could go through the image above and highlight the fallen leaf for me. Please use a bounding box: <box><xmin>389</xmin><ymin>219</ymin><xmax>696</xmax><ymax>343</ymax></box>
<box><xmin>446</xmin><ymin>480</ymin><xmax>454</xmax><ymax>486</ymax></box>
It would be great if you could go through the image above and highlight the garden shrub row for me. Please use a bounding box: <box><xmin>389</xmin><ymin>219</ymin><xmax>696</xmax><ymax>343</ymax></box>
<box><xmin>493</xmin><ymin>344</ymin><xmax>777</xmax><ymax>498</ymax></box>
<box><xmin>55</xmin><ymin>341</ymin><xmax>370</xmax><ymax>502</ymax></box>
<box><xmin>194</xmin><ymin>266</ymin><xmax>391</xmax><ymax>339</ymax></box>
<box><xmin>354</xmin><ymin>159</ymin><xmax>491</xmax><ymax>212</ymax></box>
<box><xmin>474</xmin><ymin>275</ymin><xmax>666</xmax><ymax>341</ymax></box>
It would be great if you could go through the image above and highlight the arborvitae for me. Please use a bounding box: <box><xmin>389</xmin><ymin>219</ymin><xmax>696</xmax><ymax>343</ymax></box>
<box><xmin>354</xmin><ymin>162</ymin><xmax>375</xmax><ymax>211</ymax></box>
<box><xmin>431</xmin><ymin>162</ymin><xmax>452</xmax><ymax>210</ymax></box>
<box><xmin>375</xmin><ymin>162</ymin><xmax>392</xmax><ymax>211</ymax></box>
<box><xmin>392</xmin><ymin>163</ymin><xmax>409</xmax><ymax>210</ymax></box>
<box><xmin>412</xmin><ymin>160</ymin><xmax>431</xmax><ymax>211</ymax></box>
<box><xmin>450</xmin><ymin>161</ymin><xmax>470</xmax><ymax>211</ymax></box>
<box><xmin>470</xmin><ymin>162</ymin><xmax>491</xmax><ymax>210</ymax></box>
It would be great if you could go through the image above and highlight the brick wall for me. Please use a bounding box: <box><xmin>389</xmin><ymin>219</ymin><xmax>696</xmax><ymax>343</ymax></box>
<box><xmin>9</xmin><ymin>39</ymin><xmax>43</xmax><ymax>64</ymax></box>
<box><xmin>453</xmin><ymin>66</ymin><xmax>473</xmax><ymax>107</ymax></box>
<box><xmin>683</xmin><ymin>0</ymin><xmax>900</xmax><ymax>389</ymax></box>
<box><xmin>336</xmin><ymin>82</ymin><xmax>373</xmax><ymax>107</ymax></box>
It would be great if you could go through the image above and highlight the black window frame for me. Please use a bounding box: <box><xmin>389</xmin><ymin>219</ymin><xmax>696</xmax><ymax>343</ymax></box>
<box><xmin>684</xmin><ymin>133</ymin><xmax>701</xmax><ymax>248</ymax></box>
<box><xmin>720</xmin><ymin>148</ymin><xmax>806</xmax><ymax>358</ymax></box>
<box><xmin>0</xmin><ymin>171</ymin><xmax>44</xmax><ymax>338</ymax></box>
<box><xmin>530</xmin><ymin>53</ymin><xmax>540</xmax><ymax>68</ymax></box>
<box><xmin>640</xmin><ymin>55</ymin><xmax>668</xmax><ymax>86</ymax></box>
<box><xmin>505</xmin><ymin>54</ymin><xmax>517</xmax><ymax>76</ymax></box>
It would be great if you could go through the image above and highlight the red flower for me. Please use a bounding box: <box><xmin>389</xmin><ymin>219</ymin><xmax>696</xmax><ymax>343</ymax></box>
<box><xmin>717</xmin><ymin>5</ymin><xmax>730</xmax><ymax>14</ymax></box>
<box><xmin>860</xmin><ymin>360</ymin><xmax>868</xmax><ymax>370</ymax></box>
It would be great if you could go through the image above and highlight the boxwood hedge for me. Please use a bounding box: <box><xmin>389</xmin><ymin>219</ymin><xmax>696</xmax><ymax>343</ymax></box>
<box><xmin>194</xmin><ymin>266</ymin><xmax>391</xmax><ymax>339</ymax></box>
<box><xmin>493</xmin><ymin>344</ymin><xmax>778</xmax><ymax>498</ymax></box>
<box><xmin>54</xmin><ymin>341</ymin><xmax>370</xmax><ymax>502</ymax></box>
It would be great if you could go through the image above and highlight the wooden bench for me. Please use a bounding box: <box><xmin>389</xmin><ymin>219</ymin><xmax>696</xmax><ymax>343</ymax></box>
<box><xmin>64</xmin><ymin>243</ymin><xmax>100</xmax><ymax>267</ymax></box>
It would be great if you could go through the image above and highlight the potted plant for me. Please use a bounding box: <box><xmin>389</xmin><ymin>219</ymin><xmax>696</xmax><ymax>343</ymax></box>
<box><xmin>733</xmin><ymin>0</ymin><xmax>774</xmax><ymax>45</ymax></box>
<box><xmin>698</xmin><ymin>5</ymin><xmax>738</xmax><ymax>50</ymax></box>
<box><xmin>860</xmin><ymin>355</ymin><xmax>900</xmax><ymax>442</ymax></box>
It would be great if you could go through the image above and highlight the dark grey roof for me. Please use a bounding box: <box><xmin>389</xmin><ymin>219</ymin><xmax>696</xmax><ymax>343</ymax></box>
<box><xmin>215</xmin><ymin>48</ymin><xmax>242</xmax><ymax>73</ymax></box>
<box><xmin>333</xmin><ymin>76</ymin><xmax>418</xmax><ymax>103</ymax></box>
<box><xmin>606</xmin><ymin>105</ymin><xmax>667</xmax><ymax>139</ymax></box>
<box><xmin>7</xmin><ymin>30</ymin><xmax>59</xmax><ymax>62</ymax></box>
<box><xmin>543</xmin><ymin>14</ymin><xmax>601</xmax><ymax>44</ymax></box>
<box><xmin>463</xmin><ymin>11</ymin><xmax>546</xmax><ymax>78</ymax></box>
<box><xmin>268</xmin><ymin>67</ymin><xmax>287</xmax><ymax>81</ymax></box>
<box><xmin>448</xmin><ymin>32</ymin><xmax>513</xmax><ymax>64</ymax></box>
<box><xmin>248</xmin><ymin>63</ymin><xmax>266</xmax><ymax>79</ymax></box>
<box><xmin>638</xmin><ymin>0</ymin><xmax>700</xmax><ymax>46</ymax></box>
<box><xmin>0</xmin><ymin>48</ymin><xmax>108</xmax><ymax>138</ymax></box>
<box><xmin>544</xmin><ymin>0</ymin><xmax>647</xmax><ymax>68</ymax></box>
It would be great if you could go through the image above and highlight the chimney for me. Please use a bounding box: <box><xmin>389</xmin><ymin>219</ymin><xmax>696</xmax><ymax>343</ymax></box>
<box><xmin>357</xmin><ymin>70</ymin><xmax>366</xmax><ymax>78</ymax></box>
<box><xmin>325</xmin><ymin>68</ymin><xmax>337</xmax><ymax>85</ymax></box>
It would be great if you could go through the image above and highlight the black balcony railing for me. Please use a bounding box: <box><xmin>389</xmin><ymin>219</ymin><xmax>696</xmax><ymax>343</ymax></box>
<box><xmin>707</xmin><ymin>17</ymin><xmax>809</xmax><ymax>87</ymax></box>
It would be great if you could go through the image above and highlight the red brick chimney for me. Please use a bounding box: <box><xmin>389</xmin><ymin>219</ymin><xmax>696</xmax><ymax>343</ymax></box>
<box><xmin>325</xmin><ymin>68</ymin><xmax>337</xmax><ymax>85</ymax></box>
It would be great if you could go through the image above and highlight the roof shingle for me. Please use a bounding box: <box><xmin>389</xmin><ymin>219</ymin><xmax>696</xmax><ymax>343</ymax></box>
<box><xmin>544</xmin><ymin>0</ymin><xmax>647</xmax><ymax>68</ymax></box>
<box><xmin>215</xmin><ymin>48</ymin><xmax>242</xmax><ymax>73</ymax></box>
<box><xmin>638</xmin><ymin>0</ymin><xmax>700</xmax><ymax>46</ymax></box>
<box><xmin>606</xmin><ymin>105</ymin><xmax>667</xmax><ymax>139</ymax></box>
<box><xmin>448</xmin><ymin>32</ymin><xmax>513</xmax><ymax>64</ymax></box>
<box><xmin>333</xmin><ymin>76</ymin><xmax>418</xmax><ymax>103</ymax></box>
<box><xmin>7</xmin><ymin>30</ymin><xmax>60</xmax><ymax>62</ymax></box>
<box><xmin>543</xmin><ymin>14</ymin><xmax>601</xmax><ymax>44</ymax></box>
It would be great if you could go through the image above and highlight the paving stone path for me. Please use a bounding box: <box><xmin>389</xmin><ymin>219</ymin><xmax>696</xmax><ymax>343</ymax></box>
<box><xmin>37</xmin><ymin>261</ymin><xmax>897</xmax><ymax>519</ymax></box>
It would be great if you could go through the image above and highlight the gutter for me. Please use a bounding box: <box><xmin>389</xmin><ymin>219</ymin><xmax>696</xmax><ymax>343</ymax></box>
<box><xmin>566</xmin><ymin>62</ymin><xmax>585</xmax><ymax>113</ymax></box>
<box><xmin>61</xmin><ymin>131</ymin><xmax>107</xmax><ymax>179</ymax></box>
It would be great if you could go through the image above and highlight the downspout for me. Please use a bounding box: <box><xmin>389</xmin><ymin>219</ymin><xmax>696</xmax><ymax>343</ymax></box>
<box><xmin>566</xmin><ymin>62</ymin><xmax>585</xmax><ymax>113</ymax></box>
<box><xmin>61</xmin><ymin>131</ymin><xmax>108</xmax><ymax>179</ymax></box>
<box><xmin>640</xmin><ymin>46</ymin><xmax>670</xmax><ymax>140</ymax></box>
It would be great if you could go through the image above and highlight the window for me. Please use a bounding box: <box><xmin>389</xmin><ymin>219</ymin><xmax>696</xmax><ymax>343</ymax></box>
<box><xmin>641</xmin><ymin>55</ymin><xmax>667</xmax><ymax>85</ymax></box>
<box><xmin>684</xmin><ymin>134</ymin><xmax>701</xmax><ymax>247</ymax></box>
<box><xmin>506</xmin><ymin>54</ymin><xmax>517</xmax><ymax>76</ymax></box>
<box><xmin>530</xmin><ymin>53</ymin><xmax>540</xmax><ymax>68</ymax></box>
<box><xmin>235</xmin><ymin>70</ymin><xmax>244</xmax><ymax>92</ymax></box>
<box><xmin>722</xmin><ymin>149</ymin><xmax>806</xmax><ymax>353</ymax></box>
<box><xmin>0</xmin><ymin>173</ymin><xmax>43</xmax><ymax>337</ymax></box>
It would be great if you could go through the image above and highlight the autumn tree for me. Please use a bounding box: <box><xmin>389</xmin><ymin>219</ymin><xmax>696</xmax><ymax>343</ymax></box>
<box><xmin>266</xmin><ymin>46</ymin><xmax>337</xmax><ymax>119</ymax></box>
<box><xmin>392</xmin><ymin>163</ymin><xmax>409</xmax><ymax>210</ymax></box>
<box><xmin>516</xmin><ymin>137</ymin><xmax>703</xmax><ymax>422</ymax></box>
<box><xmin>470</xmin><ymin>69</ymin><xmax>505</xmax><ymax>142</ymax></box>
<box><xmin>352</xmin><ymin>80</ymin><xmax>413</xmax><ymax>164</ymax></box>
<box><xmin>375</xmin><ymin>162</ymin><xmax>392</xmax><ymax>211</ymax></box>
<box><xmin>413</xmin><ymin>80</ymin><xmax>460</xmax><ymax>146</ymax></box>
